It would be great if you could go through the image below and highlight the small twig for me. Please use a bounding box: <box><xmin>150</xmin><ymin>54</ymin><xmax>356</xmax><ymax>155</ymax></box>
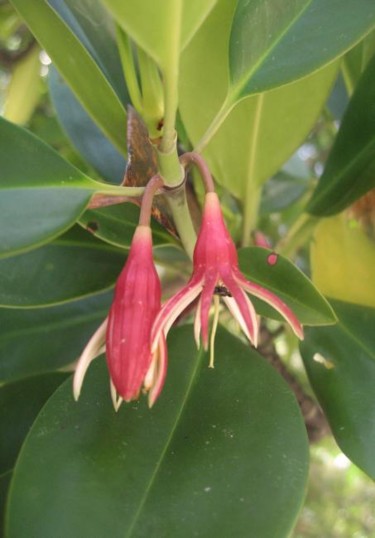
<box><xmin>179</xmin><ymin>152</ymin><xmax>215</xmax><ymax>193</ymax></box>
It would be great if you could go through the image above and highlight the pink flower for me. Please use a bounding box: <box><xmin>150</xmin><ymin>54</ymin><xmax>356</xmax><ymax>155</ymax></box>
<box><xmin>73</xmin><ymin>225</ymin><xmax>167</xmax><ymax>409</ymax></box>
<box><xmin>152</xmin><ymin>192</ymin><xmax>303</xmax><ymax>361</ymax></box>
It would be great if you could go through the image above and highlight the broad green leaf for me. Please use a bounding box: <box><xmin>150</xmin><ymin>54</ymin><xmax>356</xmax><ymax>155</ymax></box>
<box><xmin>239</xmin><ymin>247</ymin><xmax>336</xmax><ymax>326</ymax></box>
<box><xmin>6</xmin><ymin>326</ymin><xmax>308</xmax><ymax>538</ymax></box>
<box><xmin>0</xmin><ymin>292</ymin><xmax>111</xmax><ymax>384</ymax></box>
<box><xmin>9</xmin><ymin>0</ymin><xmax>127</xmax><ymax>153</ymax></box>
<box><xmin>0</xmin><ymin>118</ymin><xmax>98</xmax><ymax>259</ymax></box>
<box><xmin>200</xmin><ymin>63</ymin><xmax>338</xmax><ymax>198</ymax></box>
<box><xmin>341</xmin><ymin>29</ymin><xmax>375</xmax><ymax>93</ymax></box>
<box><xmin>179</xmin><ymin>0</ymin><xmax>339</xmax><ymax>191</ymax></box>
<box><xmin>307</xmin><ymin>54</ymin><xmax>375</xmax><ymax>215</ymax></box>
<box><xmin>48</xmin><ymin>67</ymin><xmax>126</xmax><ymax>183</ymax></box>
<box><xmin>102</xmin><ymin>0</ymin><xmax>217</xmax><ymax>70</ymax></box>
<box><xmin>229</xmin><ymin>0</ymin><xmax>375</xmax><ymax>99</ymax></box>
<box><xmin>300</xmin><ymin>300</ymin><xmax>375</xmax><ymax>479</ymax></box>
<box><xmin>0</xmin><ymin>373</ymin><xmax>68</xmax><ymax>475</ymax></box>
<box><xmin>48</xmin><ymin>0</ymin><xmax>128</xmax><ymax>101</ymax></box>
<box><xmin>80</xmin><ymin>204</ymin><xmax>179</xmax><ymax>250</ymax></box>
<box><xmin>311</xmin><ymin>214</ymin><xmax>375</xmax><ymax>307</ymax></box>
<box><xmin>0</xmin><ymin>228</ymin><xmax>125</xmax><ymax>308</ymax></box>
<box><xmin>260</xmin><ymin>172</ymin><xmax>309</xmax><ymax>214</ymax></box>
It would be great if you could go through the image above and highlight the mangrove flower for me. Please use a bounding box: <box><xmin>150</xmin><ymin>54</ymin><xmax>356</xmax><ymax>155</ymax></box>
<box><xmin>73</xmin><ymin>223</ymin><xmax>167</xmax><ymax>410</ymax></box>
<box><xmin>152</xmin><ymin>191</ymin><xmax>303</xmax><ymax>364</ymax></box>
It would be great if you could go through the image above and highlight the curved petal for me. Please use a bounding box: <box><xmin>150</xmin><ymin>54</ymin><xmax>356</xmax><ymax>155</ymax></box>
<box><xmin>147</xmin><ymin>335</ymin><xmax>168</xmax><ymax>407</ymax></box>
<box><xmin>236</xmin><ymin>274</ymin><xmax>304</xmax><ymax>340</ymax></box>
<box><xmin>151</xmin><ymin>277</ymin><xmax>203</xmax><ymax>352</ymax></box>
<box><xmin>199</xmin><ymin>273</ymin><xmax>217</xmax><ymax>349</ymax></box>
<box><xmin>73</xmin><ymin>318</ymin><xmax>108</xmax><ymax>401</ymax></box>
<box><xmin>222</xmin><ymin>275</ymin><xmax>258</xmax><ymax>346</ymax></box>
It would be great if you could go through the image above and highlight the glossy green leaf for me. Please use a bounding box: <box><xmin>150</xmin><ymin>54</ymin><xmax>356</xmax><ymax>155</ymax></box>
<box><xmin>300</xmin><ymin>300</ymin><xmax>375</xmax><ymax>478</ymax></box>
<box><xmin>307</xmin><ymin>53</ymin><xmax>375</xmax><ymax>215</ymax></box>
<box><xmin>0</xmin><ymin>292</ymin><xmax>111</xmax><ymax>384</ymax></box>
<box><xmin>341</xmin><ymin>29</ymin><xmax>375</xmax><ymax>92</ymax></box>
<box><xmin>179</xmin><ymin>0</ymin><xmax>339</xmax><ymax>188</ymax></box>
<box><xmin>48</xmin><ymin>67</ymin><xmax>126</xmax><ymax>183</ymax></box>
<box><xmin>6</xmin><ymin>326</ymin><xmax>308</xmax><ymax>538</ymax></box>
<box><xmin>202</xmin><ymin>63</ymin><xmax>338</xmax><ymax>197</ymax></box>
<box><xmin>238</xmin><ymin>247</ymin><xmax>336</xmax><ymax>326</ymax></box>
<box><xmin>0</xmin><ymin>373</ymin><xmax>68</xmax><ymax>475</ymax></box>
<box><xmin>102</xmin><ymin>0</ymin><xmax>217</xmax><ymax>69</ymax></box>
<box><xmin>9</xmin><ymin>0</ymin><xmax>127</xmax><ymax>153</ymax></box>
<box><xmin>0</xmin><ymin>118</ymin><xmax>100</xmax><ymax>259</ymax></box>
<box><xmin>229</xmin><ymin>0</ymin><xmax>375</xmax><ymax>98</ymax></box>
<box><xmin>48</xmin><ymin>0</ymin><xmax>128</xmax><ymax>101</ymax></box>
<box><xmin>0</xmin><ymin>228</ymin><xmax>125</xmax><ymax>308</ymax></box>
<box><xmin>80</xmin><ymin>204</ymin><xmax>179</xmax><ymax>250</ymax></box>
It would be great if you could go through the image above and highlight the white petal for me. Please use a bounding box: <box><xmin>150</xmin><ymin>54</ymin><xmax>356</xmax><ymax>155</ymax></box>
<box><xmin>73</xmin><ymin>318</ymin><xmax>108</xmax><ymax>401</ymax></box>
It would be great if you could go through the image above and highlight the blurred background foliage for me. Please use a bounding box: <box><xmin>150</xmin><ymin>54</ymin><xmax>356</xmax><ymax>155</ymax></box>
<box><xmin>0</xmin><ymin>1</ymin><xmax>374</xmax><ymax>536</ymax></box>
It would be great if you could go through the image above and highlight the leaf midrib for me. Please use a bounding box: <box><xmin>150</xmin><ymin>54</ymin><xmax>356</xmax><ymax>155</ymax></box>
<box><xmin>230</xmin><ymin>0</ymin><xmax>313</xmax><ymax>99</ymax></box>
<box><xmin>125</xmin><ymin>346</ymin><xmax>204</xmax><ymax>537</ymax></box>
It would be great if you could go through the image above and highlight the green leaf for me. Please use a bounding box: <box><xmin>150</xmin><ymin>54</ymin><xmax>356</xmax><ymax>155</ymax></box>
<box><xmin>229</xmin><ymin>0</ymin><xmax>375</xmax><ymax>98</ymax></box>
<box><xmin>307</xmin><ymin>53</ymin><xmax>375</xmax><ymax>215</ymax></box>
<box><xmin>0</xmin><ymin>228</ymin><xmax>125</xmax><ymax>308</ymax></box>
<box><xmin>300</xmin><ymin>300</ymin><xmax>375</xmax><ymax>479</ymax></box>
<box><xmin>48</xmin><ymin>67</ymin><xmax>126</xmax><ymax>183</ymax></box>
<box><xmin>6</xmin><ymin>326</ymin><xmax>308</xmax><ymax>538</ymax></box>
<box><xmin>311</xmin><ymin>214</ymin><xmax>375</xmax><ymax>308</ymax></box>
<box><xmin>48</xmin><ymin>0</ymin><xmax>128</xmax><ymax>101</ymax></box>
<box><xmin>9</xmin><ymin>0</ymin><xmax>127</xmax><ymax>153</ymax></box>
<box><xmin>202</xmin><ymin>63</ymin><xmax>338</xmax><ymax>195</ymax></box>
<box><xmin>0</xmin><ymin>118</ymin><xmax>99</xmax><ymax>259</ymax></box>
<box><xmin>0</xmin><ymin>292</ymin><xmax>111</xmax><ymax>384</ymax></box>
<box><xmin>238</xmin><ymin>247</ymin><xmax>336</xmax><ymax>326</ymax></box>
<box><xmin>179</xmin><ymin>0</ymin><xmax>339</xmax><ymax>181</ymax></box>
<box><xmin>0</xmin><ymin>373</ymin><xmax>68</xmax><ymax>475</ymax></box>
<box><xmin>102</xmin><ymin>0</ymin><xmax>217</xmax><ymax>70</ymax></box>
<box><xmin>79</xmin><ymin>204</ymin><xmax>179</xmax><ymax>250</ymax></box>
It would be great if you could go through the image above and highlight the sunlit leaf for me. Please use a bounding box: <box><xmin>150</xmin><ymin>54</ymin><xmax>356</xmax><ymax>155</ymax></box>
<box><xmin>239</xmin><ymin>247</ymin><xmax>336</xmax><ymax>326</ymax></box>
<box><xmin>311</xmin><ymin>213</ymin><xmax>375</xmax><ymax>308</ymax></box>
<box><xmin>0</xmin><ymin>228</ymin><xmax>125</xmax><ymax>308</ymax></box>
<box><xmin>9</xmin><ymin>0</ymin><xmax>127</xmax><ymax>153</ymax></box>
<box><xmin>300</xmin><ymin>300</ymin><xmax>375</xmax><ymax>479</ymax></box>
<box><xmin>307</xmin><ymin>53</ymin><xmax>375</xmax><ymax>215</ymax></box>
<box><xmin>6</xmin><ymin>326</ymin><xmax>308</xmax><ymax>538</ymax></box>
<box><xmin>0</xmin><ymin>292</ymin><xmax>111</xmax><ymax>384</ymax></box>
<box><xmin>102</xmin><ymin>0</ymin><xmax>217</xmax><ymax>69</ymax></box>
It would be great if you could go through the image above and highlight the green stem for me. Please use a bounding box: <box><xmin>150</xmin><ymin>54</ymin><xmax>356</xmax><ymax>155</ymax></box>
<box><xmin>341</xmin><ymin>56</ymin><xmax>355</xmax><ymax>97</ymax></box>
<box><xmin>276</xmin><ymin>213</ymin><xmax>319</xmax><ymax>258</ymax></box>
<box><xmin>166</xmin><ymin>186</ymin><xmax>197</xmax><ymax>259</ymax></box>
<box><xmin>242</xmin><ymin>94</ymin><xmax>264</xmax><ymax>247</ymax></box>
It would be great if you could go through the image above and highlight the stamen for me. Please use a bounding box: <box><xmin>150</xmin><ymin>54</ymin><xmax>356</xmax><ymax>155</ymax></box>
<box><xmin>209</xmin><ymin>295</ymin><xmax>220</xmax><ymax>368</ymax></box>
<box><xmin>194</xmin><ymin>297</ymin><xmax>202</xmax><ymax>348</ymax></box>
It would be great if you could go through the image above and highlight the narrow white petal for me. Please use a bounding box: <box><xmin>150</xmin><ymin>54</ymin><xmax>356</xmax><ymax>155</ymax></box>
<box><xmin>209</xmin><ymin>295</ymin><xmax>220</xmax><ymax>368</ymax></box>
<box><xmin>110</xmin><ymin>379</ymin><xmax>123</xmax><ymax>412</ymax></box>
<box><xmin>73</xmin><ymin>318</ymin><xmax>108</xmax><ymax>401</ymax></box>
<box><xmin>223</xmin><ymin>293</ymin><xmax>258</xmax><ymax>347</ymax></box>
<box><xmin>194</xmin><ymin>297</ymin><xmax>202</xmax><ymax>349</ymax></box>
<box><xmin>151</xmin><ymin>282</ymin><xmax>202</xmax><ymax>352</ymax></box>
